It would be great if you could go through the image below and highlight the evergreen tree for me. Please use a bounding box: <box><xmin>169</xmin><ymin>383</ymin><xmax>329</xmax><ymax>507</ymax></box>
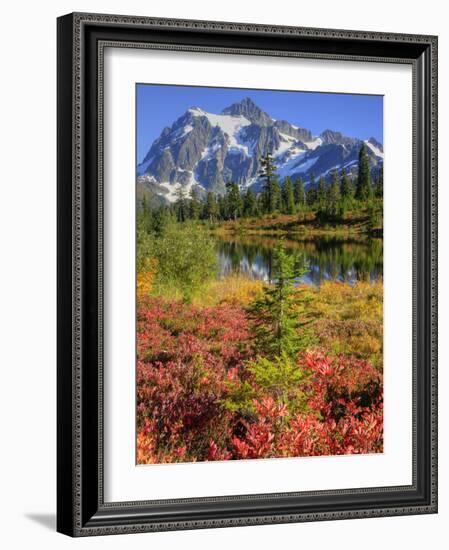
<box><xmin>356</xmin><ymin>144</ymin><xmax>373</xmax><ymax>200</ymax></box>
<box><xmin>340</xmin><ymin>168</ymin><xmax>354</xmax><ymax>200</ymax></box>
<box><xmin>309</xmin><ymin>173</ymin><xmax>316</xmax><ymax>190</ymax></box>
<box><xmin>140</xmin><ymin>194</ymin><xmax>149</xmax><ymax>216</ymax></box>
<box><xmin>243</xmin><ymin>187</ymin><xmax>257</xmax><ymax>217</ymax></box>
<box><xmin>316</xmin><ymin>176</ymin><xmax>327</xmax><ymax>209</ymax></box>
<box><xmin>226</xmin><ymin>182</ymin><xmax>243</xmax><ymax>220</ymax></box>
<box><xmin>204</xmin><ymin>191</ymin><xmax>218</xmax><ymax>222</ymax></box>
<box><xmin>188</xmin><ymin>187</ymin><xmax>202</xmax><ymax>220</ymax></box>
<box><xmin>272</xmin><ymin>179</ymin><xmax>282</xmax><ymax>213</ymax></box>
<box><xmin>218</xmin><ymin>195</ymin><xmax>228</xmax><ymax>220</ymax></box>
<box><xmin>306</xmin><ymin>186</ymin><xmax>317</xmax><ymax>208</ymax></box>
<box><xmin>375</xmin><ymin>165</ymin><xmax>383</xmax><ymax>198</ymax></box>
<box><xmin>152</xmin><ymin>205</ymin><xmax>172</xmax><ymax>235</ymax></box>
<box><xmin>306</xmin><ymin>173</ymin><xmax>317</xmax><ymax>208</ymax></box>
<box><xmin>327</xmin><ymin>170</ymin><xmax>341</xmax><ymax>218</ymax></box>
<box><xmin>293</xmin><ymin>178</ymin><xmax>305</xmax><ymax>209</ymax></box>
<box><xmin>174</xmin><ymin>186</ymin><xmax>189</xmax><ymax>222</ymax></box>
<box><xmin>256</xmin><ymin>193</ymin><xmax>265</xmax><ymax>217</ymax></box>
<box><xmin>259</xmin><ymin>152</ymin><xmax>281</xmax><ymax>213</ymax></box>
<box><xmin>282</xmin><ymin>176</ymin><xmax>295</xmax><ymax>214</ymax></box>
<box><xmin>248</xmin><ymin>243</ymin><xmax>312</xmax><ymax>358</ymax></box>
<box><xmin>138</xmin><ymin>195</ymin><xmax>153</xmax><ymax>233</ymax></box>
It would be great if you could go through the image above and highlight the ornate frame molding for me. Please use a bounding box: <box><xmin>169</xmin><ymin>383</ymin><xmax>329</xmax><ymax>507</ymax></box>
<box><xmin>57</xmin><ymin>12</ymin><xmax>438</xmax><ymax>537</ymax></box>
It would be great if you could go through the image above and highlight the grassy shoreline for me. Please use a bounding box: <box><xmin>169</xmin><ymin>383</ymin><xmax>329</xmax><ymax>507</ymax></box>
<box><xmin>207</xmin><ymin>210</ymin><xmax>383</xmax><ymax>239</ymax></box>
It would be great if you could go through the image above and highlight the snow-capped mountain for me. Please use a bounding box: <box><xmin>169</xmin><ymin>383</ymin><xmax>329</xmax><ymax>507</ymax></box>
<box><xmin>137</xmin><ymin>97</ymin><xmax>383</xmax><ymax>203</ymax></box>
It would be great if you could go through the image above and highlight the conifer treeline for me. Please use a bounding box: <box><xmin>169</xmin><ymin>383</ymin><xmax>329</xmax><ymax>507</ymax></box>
<box><xmin>140</xmin><ymin>144</ymin><xmax>383</xmax><ymax>225</ymax></box>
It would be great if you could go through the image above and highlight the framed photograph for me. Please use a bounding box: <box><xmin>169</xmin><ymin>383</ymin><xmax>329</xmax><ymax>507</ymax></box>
<box><xmin>57</xmin><ymin>12</ymin><xmax>438</xmax><ymax>536</ymax></box>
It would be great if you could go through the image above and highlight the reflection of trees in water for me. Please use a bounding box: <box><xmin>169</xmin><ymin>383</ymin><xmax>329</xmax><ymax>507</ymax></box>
<box><xmin>215</xmin><ymin>235</ymin><xmax>383</xmax><ymax>284</ymax></box>
<box><xmin>302</xmin><ymin>238</ymin><xmax>383</xmax><ymax>283</ymax></box>
<box><xmin>217</xmin><ymin>240</ymin><xmax>273</xmax><ymax>280</ymax></box>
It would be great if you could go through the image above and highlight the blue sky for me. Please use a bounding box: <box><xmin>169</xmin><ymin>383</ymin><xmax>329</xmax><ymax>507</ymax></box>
<box><xmin>136</xmin><ymin>84</ymin><xmax>383</xmax><ymax>163</ymax></box>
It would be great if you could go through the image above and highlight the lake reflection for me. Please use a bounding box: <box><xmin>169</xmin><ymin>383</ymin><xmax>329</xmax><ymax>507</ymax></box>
<box><xmin>215</xmin><ymin>235</ymin><xmax>383</xmax><ymax>285</ymax></box>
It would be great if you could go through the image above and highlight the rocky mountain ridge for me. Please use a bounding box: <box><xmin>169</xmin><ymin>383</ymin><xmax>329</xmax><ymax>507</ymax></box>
<box><xmin>137</xmin><ymin>97</ymin><xmax>383</xmax><ymax>203</ymax></box>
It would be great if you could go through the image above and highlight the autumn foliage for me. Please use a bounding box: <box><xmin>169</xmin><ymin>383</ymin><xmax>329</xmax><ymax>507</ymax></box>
<box><xmin>137</xmin><ymin>290</ymin><xmax>383</xmax><ymax>464</ymax></box>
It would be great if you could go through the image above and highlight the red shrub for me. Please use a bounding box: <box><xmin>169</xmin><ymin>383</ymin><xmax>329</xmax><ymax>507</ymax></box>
<box><xmin>136</xmin><ymin>297</ymin><xmax>253</xmax><ymax>463</ymax></box>
<box><xmin>137</xmin><ymin>298</ymin><xmax>383</xmax><ymax>463</ymax></box>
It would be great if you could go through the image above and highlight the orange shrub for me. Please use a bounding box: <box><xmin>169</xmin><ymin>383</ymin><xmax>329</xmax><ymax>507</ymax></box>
<box><xmin>137</xmin><ymin>258</ymin><xmax>157</xmax><ymax>298</ymax></box>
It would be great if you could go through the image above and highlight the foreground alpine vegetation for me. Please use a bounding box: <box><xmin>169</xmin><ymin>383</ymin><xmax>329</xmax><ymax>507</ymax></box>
<box><xmin>136</xmin><ymin>236</ymin><xmax>383</xmax><ymax>463</ymax></box>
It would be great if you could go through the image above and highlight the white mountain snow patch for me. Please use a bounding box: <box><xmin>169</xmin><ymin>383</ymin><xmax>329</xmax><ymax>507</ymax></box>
<box><xmin>311</xmin><ymin>159</ymin><xmax>358</xmax><ymax>181</ymax></box>
<box><xmin>157</xmin><ymin>181</ymin><xmax>180</xmax><ymax>203</ymax></box>
<box><xmin>200</xmin><ymin>142</ymin><xmax>221</xmax><ymax>162</ymax></box>
<box><xmin>364</xmin><ymin>140</ymin><xmax>384</xmax><ymax>158</ymax></box>
<box><xmin>275</xmin><ymin>133</ymin><xmax>298</xmax><ymax>157</ymax></box>
<box><xmin>293</xmin><ymin>157</ymin><xmax>319</xmax><ymax>174</ymax></box>
<box><xmin>188</xmin><ymin>107</ymin><xmax>207</xmax><ymax>116</ymax></box>
<box><xmin>276</xmin><ymin>150</ymin><xmax>307</xmax><ymax>179</ymax></box>
<box><xmin>173</xmin><ymin>124</ymin><xmax>193</xmax><ymax>140</ymax></box>
<box><xmin>158</xmin><ymin>173</ymin><xmax>206</xmax><ymax>204</ymax></box>
<box><xmin>241</xmin><ymin>175</ymin><xmax>258</xmax><ymax>190</ymax></box>
<box><xmin>190</xmin><ymin>108</ymin><xmax>252</xmax><ymax>155</ymax></box>
<box><xmin>278</xmin><ymin>133</ymin><xmax>297</xmax><ymax>143</ymax></box>
<box><xmin>304</xmin><ymin>137</ymin><xmax>323</xmax><ymax>150</ymax></box>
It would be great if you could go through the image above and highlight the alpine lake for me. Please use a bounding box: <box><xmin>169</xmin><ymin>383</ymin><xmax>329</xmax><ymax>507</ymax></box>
<box><xmin>214</xmin><ymin>234</ymin><xmax>383</xmax><ymax>285</ymax></box>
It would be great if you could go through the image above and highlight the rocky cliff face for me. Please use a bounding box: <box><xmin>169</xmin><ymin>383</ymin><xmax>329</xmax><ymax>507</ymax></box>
<box><xmin>137</xmin><ymin>97</ymin><xmax>383</xmax><ymax>203</ymax></box>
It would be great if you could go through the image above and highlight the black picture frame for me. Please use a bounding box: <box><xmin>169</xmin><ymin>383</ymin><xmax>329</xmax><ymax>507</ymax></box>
<box><xmin>57</xmin><ymin>12</ymin><xmax>438</xmax><ymax>537</ymax></box>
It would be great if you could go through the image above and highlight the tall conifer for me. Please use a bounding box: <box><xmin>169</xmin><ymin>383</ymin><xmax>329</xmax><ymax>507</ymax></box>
<box><xmin>282</xmin><ymin>177</ymin><xmax>295</xmax><ymax>214</ymax></box>
<box><xmin>259</xmin><ymin>152</ymin><xmax>280</xmax><ymax>213</ymax></box>
<box><xmin>356</xmin><ymin>144</ymin><xmax>373</xmax><ymax>200</ymax></box>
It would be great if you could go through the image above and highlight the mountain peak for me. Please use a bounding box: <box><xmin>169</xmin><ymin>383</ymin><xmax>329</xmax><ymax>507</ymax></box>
<box><xmin>138</xmin><ymin>100</ymin><xmax>383</xmax><ymax>202</ymax></box>
<box><xmin>367</xmin><ymin>137</ymin><xmax>383</xmax><ymax>149</ymax></box>
<box><xmin>364</xmin><ymin>137</ymin><xmax>384</xmax><ymax>158</ymax></box>
<box><xmin>222</xmin><ymin>96</ymin><xmax>257</xmax><ymax>112</ymax></box>
<box><xmin>224</xmin><ymin>96</ymin><xmax>257</xmax><ymax>108</ymax></box>
<box><xmin>320</xmin><ymin>129</ymin><xmax>344</xmax><ymax>144</ymax></box>
<box><xmin>222</xmin><ymin>97</ymin><xmax>272</xmax><ymax>125</ymax></box>
<box><xmin>187</xmin><ymin>106</ymin><xmax>207</xmax><ymax>116</ymax></box>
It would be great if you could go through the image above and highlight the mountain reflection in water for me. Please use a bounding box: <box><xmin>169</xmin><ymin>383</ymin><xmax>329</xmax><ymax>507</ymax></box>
<box><xmin>215</xmin><ymin>235</ymin><xmax>383</xmax><ymax>285</ymax></box>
